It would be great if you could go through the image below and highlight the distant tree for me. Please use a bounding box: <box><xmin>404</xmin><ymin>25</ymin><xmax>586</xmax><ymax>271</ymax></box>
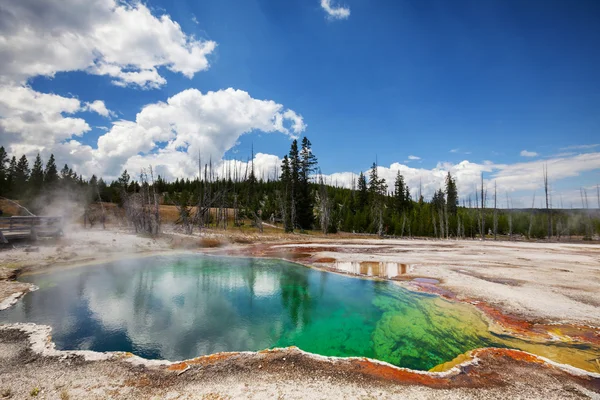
<box><xmin>288</xmin><ymin>139</ymin><xmax>300</xmax><ymax>228</ymax></box>
<box><xmin>431</xmin><ymin>188</ymin><xmax>445</xmax><ymax>210</ymax></box>
<box><xmin>368</xmin><ymin>162</ymin><xmax>387</xmax><ymax>236</ymax></box>
<box><xmin>479</xmin><ymin>173</ymin><xmax>486</xmax><ymax>240</ymax></box>
<box><xmin>60</xmin><ymin>164</ymin><xmax>70</xmax><ymax>180</ymax></box>
<box><xmin>543</xmin><ymin>164</ymin><xmax>552</xmax><ymax>238</ymax></box>
<box><xmin>445</xmin><ymin>171</ymin><xmax>458</xmax><ymax>216</ymax></box>
<box><xmin>118</xmin><ymin>170</ymin><xmax>130</xmax><ymax>189</ymax></box>
<box><xmin>245</xmin><ymin>145</ymin><xmax>262</xmax><ymax>232</ymax></box>
<box><xmin>394</xmin><ymin>171</ymin><xmax>411</xmax><ymax>214</ymax></box>
<box><xmin>6</xmin><ymin>156</ymin><xmax>17</xmax><ymax>196</ymax></box>
<box><xmin>98</xmin><ymin>178</ymin><xmax>109</xmax><ymax>201</ymax></box>
<box><xmin>297</xmin><ymin>137</ymin><xmax>318</xmax><ymax>229</ymax></box>
<box><xmin>0</xmin><ymin>146</ymin><xmax>8</xmax><ymax>195</ymax></box>
<box><xmin>357</xmin><ymin>172</ymin><xmax>368</xmax><ymax>210</ymax></box>
<box><xmin>280</xmin><ymin>155</ymin><xmax>293</xmax><ymax>232</ymax></box>
<box><xmin>14</xmin><ymin>154</ymin><xmax>30</xmax><ymax>197</ymax></box>
<box><xmin>29</xmin><ymin>153</ymin><xmax>44</xmax><ymax>196</ymax></box>
<box><xmin>44</xmin><ymin>154</ymin><xmax>58</xmax><ymax>187</ymax></box>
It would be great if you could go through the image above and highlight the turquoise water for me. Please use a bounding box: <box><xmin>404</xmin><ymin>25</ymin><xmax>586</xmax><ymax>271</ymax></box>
<box><xmin>1</xmin><ymin>255</ymin><xmax>598</xmax><ymax>371</ymax></box>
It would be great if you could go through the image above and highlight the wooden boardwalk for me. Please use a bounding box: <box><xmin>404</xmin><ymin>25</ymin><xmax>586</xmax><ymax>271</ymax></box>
<box><xmin>0</xmin><ymin>216</ymin><xmax>63</xmax><ymax>244</ymax></box>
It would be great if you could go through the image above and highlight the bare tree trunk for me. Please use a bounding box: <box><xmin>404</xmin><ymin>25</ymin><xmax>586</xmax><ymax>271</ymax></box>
<box><xmin>401</xmin><ymin>213</ymin><xmax>406</xmax><ymax>238</ymax></box>
<box><xmin>444</xmin><ymin>201</ymin><xmax>449</xmax><ymax>239</ymax></box>
<box><xmin>582</xmin><ymin>187</ymin><xmax>592</xmax><ymax>238</ymax></box>
<box><xmin>438</xmin><ymin>208</ymin><xmax>444</xmax><ymax>240</ymax></box>
<box><xmin>318</xmin><ymin>174</ymin><xmax>330</xmax><ymax>235</ymax></box>
<box><xmin>543</xmin><ymin>165</ymin><xmax>551</xmax><ymax>239</ymax></box>
<box><xmin>149</xmin><ymin>166</ymin><xmax>160</xmax><ymax>235</ymax></box>
<box><xmin>480</xmin><ymin>174</ymin><xmax>486</xmax><ymax>240</ymax></box>
<box><xmin>528</xmin><ymin>191</ymin><xmax>536</xmax><ymax>239</ymax></box>
<box><xmin>432</xmin><ymin>211</ymin><xmax>438</xmax><ymax>239</ymax></box>
<box><xmin>493</xmin><ymin>181</ymin><xmax>497</xmax><ymax>240</ymax></box>
<box><xmin>506</xmin><ymin>192</ymin><xmax>512</xmax><ymax>240</ymax></box>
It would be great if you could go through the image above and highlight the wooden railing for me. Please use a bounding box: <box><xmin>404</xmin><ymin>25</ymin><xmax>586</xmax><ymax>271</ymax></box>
<box><xmin>0</xmin><ymin>216</ymin><xmax>63</xmax><ymax>243</ymax></box>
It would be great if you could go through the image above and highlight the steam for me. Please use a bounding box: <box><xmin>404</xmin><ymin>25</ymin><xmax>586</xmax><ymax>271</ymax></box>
<box><xmin>0</xmin><ymin>196</ymin><xmax>35</xmax><ymax>216</ymax></box>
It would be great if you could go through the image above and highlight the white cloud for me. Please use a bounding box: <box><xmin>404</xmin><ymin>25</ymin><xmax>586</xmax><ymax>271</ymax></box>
<box><xmin>450</xmin><ymin>148</ymin><xmax>459</xmax><ymax>153</ymax></box>
<box><xmin>319</xmin><ymin>153</ymin><xmax>600</xmax><ymax>208</ymax></box>
<box><xmin>0</xmin><ymin>87</ymin><xmax>305</xmax><ymax>181</ymax></box>
<box><xmin>0</xmin><ymin>85</ymin><xmax>90</xmax><ymax>151</ymax></box>
<box><xmin>407</xmin><ymin>155</ymin><xmax>421</xmax><ymax>160</ymax></box>
<box><xmin>0</xmin><ymin>0</ymin><xmax>216</xmax><ymax>88</ymax></box>
<box><xmin>84</xmin><ymin>100</ymin><xmax>115</xmax><ymax>118</ymax></box>
<box><xmin>97</xmin><ymin>88</ymin><xmax>305</xmax><ymax>176</ymax></box>
<box><xmin>320</xmin><ymin>0</ymin><xmax>350</xmax><ymax>20</ymax></box>
<box><xmin>560</xmin><ymin>144</ymin><xmax>599</xmax><ymax>151</ymax></box>
<box><xmin>520</xmin><ymin>150</ymin><xmax>538</xmax><ymax>157</ymax></box>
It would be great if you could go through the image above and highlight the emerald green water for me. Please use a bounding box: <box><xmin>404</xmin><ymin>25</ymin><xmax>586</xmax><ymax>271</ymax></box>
<box><xmin>1</xmin><ymin>255</ymin><xmax>598</xmax><ymax>371</ymax></box>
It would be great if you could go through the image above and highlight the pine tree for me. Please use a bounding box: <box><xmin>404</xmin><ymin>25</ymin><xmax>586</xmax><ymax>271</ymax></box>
<box><xmin>280</xmin><ymin>155</ymin><xmax>293</xmax><ymax>232</ymax></box>
<box><xmin>118</xmin><ymin>170</ymin><xmax>130</xmax><ymax>189</ymax></box>
<box><xmin>59</xmin><ymin>163</ymin><xmax>76</xmax><ymax>193</ymax></box>
<box><xmin>14</xmin><ymin>155</ymin><xmax>30</xmax><ymax>198</ymax></box>
<box><xmin>44</xmin><ymin>154</ymin><xmax>58</xmax><ymax>187</ymax></box>
<box><xmin>0</xmin><ymin>146</ymin><xmax>8</xmax><ymax>196</ymax></box>
<box><xmin>357</xmin><ymin>172</ymin><xmax>368</xmax><ymax>210</ymax></box>
<box><xmin>60</xmin><ymin>164</ymin><xmax>70</xmax><ymax>180</ymax></box>
<box><xmin>368</xmin><ymin>162</ymin><xmax>387</xmax><ymax>236</ymax></box>
<box><xmin>432</xmin><ymin>188</ymin><xmax>446</xmax><ymax>210</ymax></box>
<box><xmin>445</xmin><ymin>171</ymin><xmax>458</xmax><ymax>215</ymax></box>
<box><xmin>297</xmin><ymin>137</ymin><xmax>318</xmax><ymax>229</ymax></box>
<box><xmin>246</xmin><ymin>146</ymin><xmax>262</xmax><ymax>231</ymax></box>
<box><xmin>288</xmin><ymin>140</ymin><xmax>300</xmax><ymax>229</ymax></box>
<box><xmin>29</xmin><ymin>153</ymin><xmax>44</xmax><ymax>196</ymax></box>
<box><xmin>394</xmin><ymin>171</ymin><xmax>407</xmax><ymax>214</ymax></box>
<box><xmin>6</xmin><ymin>156</ymin><xmax>17</xmax><ymax>196</ymax></box>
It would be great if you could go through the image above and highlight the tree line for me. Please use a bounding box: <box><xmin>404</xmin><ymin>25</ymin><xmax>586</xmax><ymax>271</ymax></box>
<box><xmin>0</xmin><ymin>144</ymin><xmax>598</xmax><ymax>239</ymax></box>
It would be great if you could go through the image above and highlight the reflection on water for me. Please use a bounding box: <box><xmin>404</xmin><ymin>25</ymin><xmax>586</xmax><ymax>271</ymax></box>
<box><xmin>331</xmin><ymin>261</ymin><xmax>409</xmax><ymax>278</ymax></box>
<box><xmin>1</xmin><ymin>255</ymin><xmax>598</xmax><ymax>372</ymax></box>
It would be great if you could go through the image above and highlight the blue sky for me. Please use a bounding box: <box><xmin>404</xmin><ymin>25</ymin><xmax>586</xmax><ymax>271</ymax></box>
<box><xmin>1</xmin><ymin>0</ymin><xmax>599</xmax><ymax>206</ymax></box>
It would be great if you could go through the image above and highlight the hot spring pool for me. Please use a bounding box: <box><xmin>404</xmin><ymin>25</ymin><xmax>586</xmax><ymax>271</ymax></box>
<box><xmin>1</xmin><ymin>254</ymin><xmax>598</xmax><ymax>372</ymax></box>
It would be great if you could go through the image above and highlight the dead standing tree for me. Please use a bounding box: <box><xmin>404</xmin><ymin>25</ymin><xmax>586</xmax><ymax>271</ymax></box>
<box><xmin>506</xmin><ymin>192</ymin><xmax>513</xmax><ymax>240</ymax></box>
<box><xmin>479</xmin><ymin>173</ymin><xmax>487</xmax><ymax>240</ymax></box>
<box><xmin>122</xmin><ymin>167</ymin><xmax>161</xmax><ymax>235</ymax></box>
<box><xmin>318</xmin><ymin>172</ymin><xmax>331</xmax><ymax>234</ymax></box>
<box><xmin>543</xmin><ymin>164</ymin><xmax>552</xmax><ymax>239</ymax></box>
<box><xmin>493</xmin><ymin>181</ymin><xmax>498</xmax><ymax>240</ymax></box>
<box><xmin>368</xmin><ymin>162</ymin><xmax>386</xmax><ymax>237</ymax></box>
<box><xmin>528</xmin><ymin>191</ymin><xmax>536</xmax><ymax>239</ymax></box>
<box><xmin>169</xmin><ymin>191</ymin><xmax>193</xmax><ymax>234</ymax></box>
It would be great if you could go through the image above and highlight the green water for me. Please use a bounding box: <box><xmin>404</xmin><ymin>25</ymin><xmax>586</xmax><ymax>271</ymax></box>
<box><xmin>1</xmin><ymin>254</ymin><xmax>598</xmax><ymax>371</ymax></box>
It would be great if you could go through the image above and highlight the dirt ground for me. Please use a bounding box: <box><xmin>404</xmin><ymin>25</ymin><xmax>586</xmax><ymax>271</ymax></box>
<box><xmin>0</xmin><ymin>226</ymin><xmax>599</xmax><ymax>398</ymax></box>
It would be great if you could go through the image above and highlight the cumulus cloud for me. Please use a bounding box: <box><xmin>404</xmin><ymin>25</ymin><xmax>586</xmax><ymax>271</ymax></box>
<box><xmin>1</xmin><ymin>87</ymin><xmax>305</xmax><ymax>181</ymax></box>
<box><xmin>319</xmin><ymin>153</ymin><xmax>600</xmax><ymax>208</ymax></box>
<box><xmin>0</xmin><ymin>85</ymin><xmax>90</xmax><ymax>152</ymax></box>
<box><xmin>0</xmin><ymin>0</ymin><xmax>304</xmax><ymax>183</ymax></box>
<box><xmin>520</xmin><ymin>150</ymin><xmax>538</xmax><ymax>157</ymax></box>
<box><xmin>0</xmin><ymin>0</ymin><xmax>216</xmax><ymax>88</ymax></box>
<box><xmin>320</xmin><ymin>0</ymin><xmax>350</xmax><ymax>20</ymax></box>
<box><xmin>84</xmin><ymin>100</ymin><xmax>115</xmax><ymax>118</ymax></box>
<box><xmin>97</xmin><ymin>88</ymin><xmax>305</xmax><ymax>176</ymax></box>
